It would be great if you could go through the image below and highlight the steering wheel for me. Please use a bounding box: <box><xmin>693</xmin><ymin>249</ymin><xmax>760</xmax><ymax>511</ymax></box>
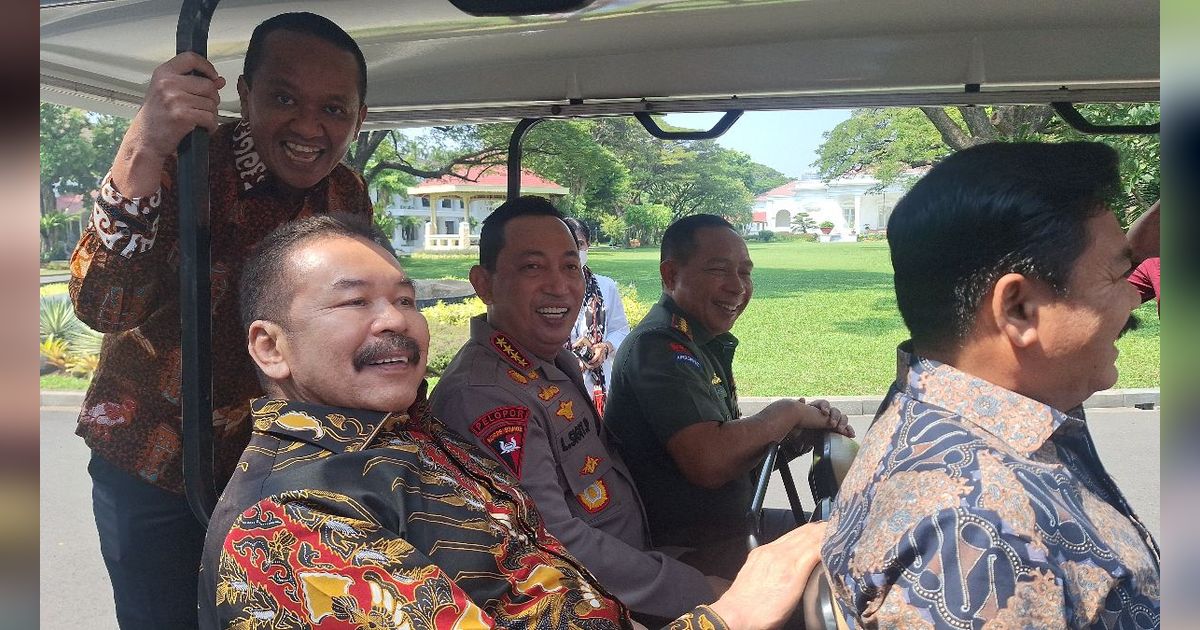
<box><xmin>746</xmin><ymin>432</ymin><xmax>861</xmax><ymax>629</ymax></box>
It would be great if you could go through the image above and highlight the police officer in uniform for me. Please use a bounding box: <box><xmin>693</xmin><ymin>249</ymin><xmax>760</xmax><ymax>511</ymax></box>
<box><xmin>604</xmin><ymin>214</ymin><xmax>854</xmax><ymax>579</ymax></box>
<box><xmin>431</xmin><ymin>197</ymin><xmax>718</xmax><ymax>622</ymax></box>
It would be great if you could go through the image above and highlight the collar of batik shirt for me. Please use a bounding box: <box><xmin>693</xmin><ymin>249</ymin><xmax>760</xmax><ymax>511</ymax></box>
<box><xmin>892</xmin><ymin>341</ymin><xmax>1084</xmax><ymax>455</ymax></box>
<box><xmin>249</xmin><ymin>381</ymin><xmax>430</xmax><ymax>454</ymax></box>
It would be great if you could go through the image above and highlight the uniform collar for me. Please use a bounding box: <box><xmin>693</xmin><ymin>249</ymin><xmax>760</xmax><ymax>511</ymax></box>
<box><xmin>469</xmin><ymin>314</ymin><xmax>577</xmax><ymax>383</ymax></box>
<box><xmin>250</xmin><ymin>382</ymin><xmax>430</xmax><ymax>454</ymax></box>
<box><xmin>894</xmin><ymin>341</ymin><xmax>1082</xmax><ymax>455</ymax></box>
<box><xmin>656</xmin><ymin>293</ymin><xmax>738</xmax><ymax>348</ymax></box>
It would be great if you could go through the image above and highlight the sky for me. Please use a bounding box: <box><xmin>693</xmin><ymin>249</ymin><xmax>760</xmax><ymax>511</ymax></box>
<box><xmin>663</xmin><ymin>109</ymin><xmax>852</xmax><ymax>180</ymax></box>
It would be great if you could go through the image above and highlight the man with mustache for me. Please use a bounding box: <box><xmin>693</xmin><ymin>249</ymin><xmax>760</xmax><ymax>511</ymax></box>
<box><xmin>200</xmin><ymin>212</ymin><xmax>829</xmax><ymax>630</ymax></box>
<box><xmin>68</xmin><ymin>12</ymin><xmax>370</xmax><ymax>629</ymax></box>
<box><xmin>821</xmin><ymin>142</ymin><xmax>1160</xmax><ymax>628</ymax></box>
<box><xmin>430</xmin><ymin>196</ymin><xmax>726</xmax><ymax>622</ymax></box>
<box><xmin>604</xmin><ymin>214</ymin><xmax>854</xmax><ymax>579</ymax></box>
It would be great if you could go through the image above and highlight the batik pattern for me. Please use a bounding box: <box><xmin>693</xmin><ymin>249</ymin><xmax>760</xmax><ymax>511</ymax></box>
<box><xmin>206</xmin><ymin>397</ymin><xmax>633</xmax><ymax>629</ymax></box>
<box><xmin>822</xmin><ymin>346</ymin><xmax>1160</xmax><ymax>629</ymax></box>
<box><xmin>69</xmin><ymin>119</ymin><xmax>372</xmax><ymax>493</ymax></box>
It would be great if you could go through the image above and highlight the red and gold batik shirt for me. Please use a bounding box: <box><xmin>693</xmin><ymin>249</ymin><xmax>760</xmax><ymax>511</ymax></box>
<box><xmin>69</xmin><ymin>119</ymin><xmax>371</xmax><ymax>493</ymax></box>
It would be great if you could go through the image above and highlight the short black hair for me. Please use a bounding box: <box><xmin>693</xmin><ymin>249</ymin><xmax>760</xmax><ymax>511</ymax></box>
<box><xmin>478</xmin><ymin>195</ymin><xmax>566</xmax><ymax>271</ymax></box>
<box><xmin>888</xmin><ymin>141</ymin><xmax>1119</xmax><ymax>351</ymax></box>
<box><xmin>239</xmin><ymin>213</ymin><xmax>391</xmax><ymax>333</ymax></box>
<box><xmin>661</xmin><ymin>214</ymin><xmax>736</xmax><ymax>264</ymax></box>
<box><xmin>243</xmin><ymin>12</ymin><xmax>367</xmax><ymax>103</ymax></box>
<box><xmin>562</xmin><ymin>216</ymin><xmax>590</xmax><ymax>245</ymax></box>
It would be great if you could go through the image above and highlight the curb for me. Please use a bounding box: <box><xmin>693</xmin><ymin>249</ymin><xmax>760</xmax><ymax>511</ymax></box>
<box><xmin>739</xmin><ymin>388</ymin><xmax>1159</xmax><ymax>416</ymax></box>
<box><xmin>43</xmin><ymin>388</ymin><xmax>1159</xmax><ymax>414</ymax></box>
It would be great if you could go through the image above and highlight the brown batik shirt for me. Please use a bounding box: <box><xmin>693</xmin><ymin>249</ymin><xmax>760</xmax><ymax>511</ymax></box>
<box><xmin>69</xmin><ymin>119</ymin><xmax>371</xmax><ymax>494</ymax></box>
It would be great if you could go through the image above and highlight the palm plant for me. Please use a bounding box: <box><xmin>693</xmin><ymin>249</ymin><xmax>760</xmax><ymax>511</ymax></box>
<box><xmin>40</xmin><ymin>296</ymin><xmax>81</xmax><ymax>341</ymax></box>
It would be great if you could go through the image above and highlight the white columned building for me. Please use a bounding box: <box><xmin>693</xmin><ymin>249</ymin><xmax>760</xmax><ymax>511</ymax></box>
<box><xmin>748</xmin><ymin>168</ymin><xmax>926</xmax><ymax>241</ymax></box>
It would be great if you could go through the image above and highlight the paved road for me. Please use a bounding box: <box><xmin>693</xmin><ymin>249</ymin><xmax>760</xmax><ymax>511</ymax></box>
<box><xmin>40</xmin><ymin>405</ymin><xmax>1160</xmax><ymax>630</ymax></box>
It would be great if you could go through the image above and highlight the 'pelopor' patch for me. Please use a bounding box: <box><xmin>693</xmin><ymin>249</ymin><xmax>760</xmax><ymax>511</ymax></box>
<box><xmin>471</xmin><ymin>406</ymin><xmax>529</xmax><ymax>478</ymax></box>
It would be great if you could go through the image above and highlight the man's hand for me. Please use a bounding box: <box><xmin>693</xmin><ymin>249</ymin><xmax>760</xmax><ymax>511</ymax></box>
<box><xmin>708</xmin><ymin>521</ymin><xmax>828</xmax><ymax>630</ymax></box>
<box><xmin>112</xmin><ymin>52</ymin><xmax>227</xmax><ymax>197</ymax></box>
<box><xmin>583</xmin><ymin>341</ymin><xmax>612</xmax><ymax>370</ymax></box>
<box><xmin>800</xmin><ymin>399</ymin><xmax>854</xmax><ymax>438</ymax></box>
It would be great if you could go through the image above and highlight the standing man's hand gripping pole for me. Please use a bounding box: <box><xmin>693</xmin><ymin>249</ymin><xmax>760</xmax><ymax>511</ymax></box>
<box><xmin>112</xmin><ymin>53</ymin><xmax>226</xmax><ymax>198</ymax></box>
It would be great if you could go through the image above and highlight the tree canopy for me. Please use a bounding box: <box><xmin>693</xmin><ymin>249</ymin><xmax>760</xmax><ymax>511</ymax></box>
<box><xmin>814</xmin><ymin>104</ymin><xmax>1160</xmax><ymax>224</ymax></box>
<box><xmin>39</xmin><ymin>103</ymin><xmax>128</xmax><ymax>215</ymax></box>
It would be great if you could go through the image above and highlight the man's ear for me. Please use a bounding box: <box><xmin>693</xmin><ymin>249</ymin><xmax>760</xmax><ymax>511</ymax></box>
<box><xmin>237</xmin><ymin>76</ymin><xmax>250</xmax><ymax>119</ymax></box>
<box><xmin>247</xmin><ymin>320</ymin><xmax>291</xmax><ymax>381</ymax></box>
<box><xmin>468</xmin><ymin>265</ymin><xmax>494</xmax><ymax>305</ymax></box>
<box><xmin>660</xmin><ymin>259</ymin><xmax>678</xmax><ymax>292</ymax></box>
<box><xmin>354</xmin><ymin>102</ymin><xmax>368</xmax><ymax>136</ymax></box>
<box><xmin>990</xmin><ymin>273</ymin><xmax>1041</xmax><ymax>349</ymax></box>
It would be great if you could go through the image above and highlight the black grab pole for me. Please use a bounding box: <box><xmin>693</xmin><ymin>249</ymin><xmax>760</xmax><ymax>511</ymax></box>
<box><xmin>507</xmin><ymin>118</ymin><xmax>544</xmax><ymax>200</ymax></box>
<box><xmin>176</xmin><ymin>0</ymin><xmax>222</xmax><ymax>526</ymax></box>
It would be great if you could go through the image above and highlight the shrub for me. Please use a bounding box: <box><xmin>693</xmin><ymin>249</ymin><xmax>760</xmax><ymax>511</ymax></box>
<box><xmin>40</xmin><ymin>296</ymin><xmax>81</xmax><ymax>341</ymax></box>
<box><xmin>619</xmin><ymin>283</ymin><xmax>650</xmax><ymax>328</ymax></box>
<box><xmin>422</xmin><ymin>297</ymin><xmax>486</xmax><ymax>326</ymax></box>
<box><xmin>40</xmin><ymin>337</ymin><xmax>71</xmax><ymax>371</ymax></box>
<box><xmin>819</xmin><ymin>220</ymin><xmax>835</xmax><ymax>229</ymax></box>
<box><xmin>757</xmin><ymin>229</ymin><xmax>776</xmax><ymax>242</ymax></box>
<box><xmin>66</xmin><ymin>353</ymin><xmax>100</xmax><ymax>379</ymax></box>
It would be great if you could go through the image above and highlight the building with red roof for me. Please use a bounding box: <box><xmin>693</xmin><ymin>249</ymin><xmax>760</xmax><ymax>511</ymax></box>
<box><xmin>381</xmin><ymin>166</ymin><xmax>568</xmax><ymax>251</ymax></box>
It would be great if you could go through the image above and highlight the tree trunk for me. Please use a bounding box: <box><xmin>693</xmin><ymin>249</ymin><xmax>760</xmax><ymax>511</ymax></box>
<box><xmin>920</xmin><ymin>107</ymin><xmax>976</xmax><ymax>151</ymax></box>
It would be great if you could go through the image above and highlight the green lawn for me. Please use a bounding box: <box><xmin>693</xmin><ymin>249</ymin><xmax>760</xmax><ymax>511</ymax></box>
<box><xmin>399</xmin><ymin>242</ymin><xmax>1160</xmax><ymax>397</ymax></box>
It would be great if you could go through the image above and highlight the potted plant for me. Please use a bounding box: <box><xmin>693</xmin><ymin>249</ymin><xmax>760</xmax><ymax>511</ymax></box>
<box><xmin>819</xmin><ymin>220</ymin><xmax>835</xmax><ymax>235</ymax></box>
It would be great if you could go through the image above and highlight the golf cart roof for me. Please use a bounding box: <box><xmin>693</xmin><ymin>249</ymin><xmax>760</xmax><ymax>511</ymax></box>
<box><xmin>41</xmin><ymin>0</ymin><xmax>1159</xmax><ymax>128</ymax></box>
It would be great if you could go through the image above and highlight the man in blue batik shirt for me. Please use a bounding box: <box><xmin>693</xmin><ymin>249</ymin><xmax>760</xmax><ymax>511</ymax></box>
<box><xmin>822</xmin><ymin>142</ymin><xmax>1160</xmax><ymax>628</ymax></box>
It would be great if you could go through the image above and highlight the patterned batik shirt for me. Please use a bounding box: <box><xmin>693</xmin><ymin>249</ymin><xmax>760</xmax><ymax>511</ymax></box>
<box><xmin>69</xmin><ymin>119</ymin><xmax>371</xmax><ymax>493</ymax></box>
<box><xmin>822</xmin><ymin>344</ymin><xmax>1160</xmax><ymax>629</ymax></box>
<box><xmin>200</xmin><ymin>395</ymin><xmax>730</xmax><ymax>630</ymax></box>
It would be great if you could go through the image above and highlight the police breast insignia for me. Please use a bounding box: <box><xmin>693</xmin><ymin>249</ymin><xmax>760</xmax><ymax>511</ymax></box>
<box><xmin>470</xmin><ymin>406</ymin><xmax>529</xmax><ymax>478</ymax></box>
<box><xmin>711</xmin><ymin>375</ymin><xmax>722</xmax><ymax>385</ymax></box>
<box><xmin>556</xmin><ymin>399</ymin><xmax>575</xmax><ymax>421</ymax></box>
<box><xmin>538</xmin><ymin>385</ymin><xmax>561</xmax><ymax>402</ymax></box>
<box><xmin>671</xmin><ymin>314</ymin><xmax>693</xmax><ymax>339</ymax></box>
<box><xmin>506</xmin><ymin>368</ymin><xmax>530</xmax><ymax>384</ymax></box>
<box><xmin>491</xmin><ymin>333</ymin><xmax>532</xmax><ymax>369</ymax></box>
<box><xmin>580</xmin><ymin>455</ymin><xmax>601</xmax><ymax>476</ymax></box>
<box><xmin>577</xmin><ymin>479</ymin><xmax>610</xmax><ymax>513</ymax></box>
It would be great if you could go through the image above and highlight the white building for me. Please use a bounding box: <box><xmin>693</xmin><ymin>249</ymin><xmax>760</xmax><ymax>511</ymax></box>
<box><xmin>748</xmin><ymin>168</ymin><xmax>927</xmax><ymax>241</ymax></box>
<box><xmin>376</xmin><ymin>166</ymin><xmax>568</xmax><ymax>252</ymax></box>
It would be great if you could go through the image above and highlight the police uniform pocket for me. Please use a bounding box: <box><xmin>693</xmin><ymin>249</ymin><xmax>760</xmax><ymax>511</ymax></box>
<box><xmin>562</xmin><ymin>448</ymin><xmax>618</xmax><ymax>522</ymax></box>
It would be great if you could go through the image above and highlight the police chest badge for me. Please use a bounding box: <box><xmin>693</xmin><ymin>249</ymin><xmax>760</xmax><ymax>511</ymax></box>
<box><xmin>577</xmin><ymin>479</ymin><xmax>610</xmax><ymax>513</ymax></box>
<box><xmin>538</xmin><ymin>385</ymin><xmax>561</xmax><ymax>402</ymax></box>
<box><xmin>471</xmin><ymin>406</ymin><xmax>529</xmax><ymax>478</ymax></box>
<box><xmin>580</xmin><ymin>455</ymin><xmax>601</xmax><ymax>476</ymax></box>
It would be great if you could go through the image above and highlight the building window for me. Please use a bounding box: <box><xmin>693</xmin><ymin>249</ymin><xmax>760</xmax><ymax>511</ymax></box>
<box><xmin>775</xmin><ymin>209</ymin><xmax>790</xmax><ymax>228</ymax></box>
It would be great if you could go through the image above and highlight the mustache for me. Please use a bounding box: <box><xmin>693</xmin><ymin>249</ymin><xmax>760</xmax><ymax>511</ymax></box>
<box><xmin>353</xmin><ymin>334</ymin><xmax>422</xmax><ymax>371</ymax></box>
<box><xmin>1118</xmin><ymin>313</ymin><xmax>1140</xmax><ymax>338</ymax></box>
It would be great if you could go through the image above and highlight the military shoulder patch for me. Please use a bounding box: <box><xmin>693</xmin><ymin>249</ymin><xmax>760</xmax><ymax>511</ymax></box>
<box><xmin>577</xmin><ymin>479</ymin><xmax>610</xmax><ymax>513</ymax></box>
<box><xmin>470</xmin><ymin>406</ymin><xmax>529</xmax><ymax>478</ymax></box>
<box><xmin>675</xmin><ymin>353</ymin><xmax>703</xmax><ymax>371</ymax></box>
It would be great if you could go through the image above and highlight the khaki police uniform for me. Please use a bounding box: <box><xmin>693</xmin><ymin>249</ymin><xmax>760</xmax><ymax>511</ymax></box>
<box><xmin>431</xmin><ymin>315</ymin><xmax>713</xmax><ymax>620</ymax></box>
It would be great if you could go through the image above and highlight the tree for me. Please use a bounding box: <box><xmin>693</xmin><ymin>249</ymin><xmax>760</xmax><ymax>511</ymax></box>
<box><xmin>622</xmin><ymin>203</ymin><xmax>672</xmax><ymax>246</ymax></box>
<box><xmin>39</xmin><ymin>103</ymin><xmax>128</xmax><ymax>215</ymax></box>
<box><xmin>814</xmin><ymin>104</ymin><xmax>1159</xmax><ymax>223</ymax></box>
<box><xmin>790</xmin><ymin>212</ymin><xmax>816</xmax><ymax>234</ymax></box>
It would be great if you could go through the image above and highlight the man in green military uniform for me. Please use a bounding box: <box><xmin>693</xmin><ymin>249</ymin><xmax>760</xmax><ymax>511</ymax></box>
<box><xmin>605</xmin><ymin>214</ymin><xmax>854</xmax><ymax>578</ymax></box>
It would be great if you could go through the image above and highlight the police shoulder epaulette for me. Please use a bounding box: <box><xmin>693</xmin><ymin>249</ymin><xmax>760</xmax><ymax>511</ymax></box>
<box><xmin>491</xmin><ymin>332</ymin><xmax>540</xmax><ymax>383</ymax></box>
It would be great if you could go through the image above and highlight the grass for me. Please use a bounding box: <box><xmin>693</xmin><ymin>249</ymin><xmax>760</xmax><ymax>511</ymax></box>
<box><xmin>40</xmin><ymin>243</ymin><xmax>1159</xmax><ymax>397</ymax></box>
<box><xmin>398</xmin><ymin>241</ymin><xmax>1160</xmax><ymax>397</ymax></box>
<box><xmin>40</xmin><ymin>373</ymin><xmax>91</xmax><ymax>391</ymax></box>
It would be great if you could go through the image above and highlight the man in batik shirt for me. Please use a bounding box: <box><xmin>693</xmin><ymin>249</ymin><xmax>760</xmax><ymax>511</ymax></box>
<box><xmin>68</xmin><ymin>13</ymin><xmax>371</xmax><ymax>629</ymax></box>
<box><xmin>201</xmin><ymin>212</ymin><xmax>827</xmax><ymax>630</ymax></box>
<box><xmin>822</xmin><ymin>142</ymin><xmax>1160</xmax><ymax>628</ymax></box>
